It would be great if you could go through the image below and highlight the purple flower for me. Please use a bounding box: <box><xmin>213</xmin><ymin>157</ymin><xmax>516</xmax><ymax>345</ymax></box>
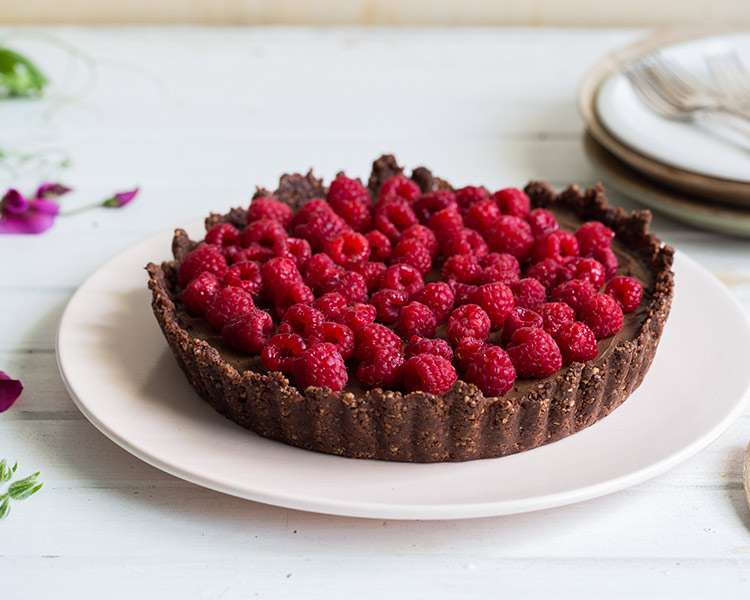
<box><xmin>102</xmin><ymin>187</ymin><xmax>139</xmax><ymax>209</ymax></box>
<box><xmin>0</xmin><ymin>189</ymin><xmax>59</xmax><ymax>235</ymax></box>
<box><xmin>35</xmin><ymin>182</ymin><xmax>72</xmax><ymax>199</ymax></box>
<box><xmin>0</xmin><ymin>371</ymin><xmax>23</xmax><ymax>412</ymax></box>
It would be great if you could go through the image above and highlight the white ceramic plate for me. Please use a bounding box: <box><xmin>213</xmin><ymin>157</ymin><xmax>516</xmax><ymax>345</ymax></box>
<box><xmin>596</xmin><ymin>32</ymin><xmax>750</xmax><ymax>184</ymax></box>
<box><xmin>57</xmin><ymin>223</ymin><xmax>750</xmax><ymax>520</ymax></box>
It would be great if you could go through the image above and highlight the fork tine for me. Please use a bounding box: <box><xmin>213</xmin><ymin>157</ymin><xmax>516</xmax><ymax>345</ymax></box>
<box><xmin>625</xmin><ymin>64</ymin><xmax>689</xmax><ymax>119</ymax></box>
<box><xmin>706</xmin><ymin>49</ymin><xmax>750</xmax><ymax>99</ymax></box>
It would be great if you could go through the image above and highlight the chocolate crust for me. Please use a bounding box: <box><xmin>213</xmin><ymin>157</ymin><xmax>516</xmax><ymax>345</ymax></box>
<box><xmin>146</xmin><ymin>157</ymin><xmax>674</xmax><ymax>463</ymax></box>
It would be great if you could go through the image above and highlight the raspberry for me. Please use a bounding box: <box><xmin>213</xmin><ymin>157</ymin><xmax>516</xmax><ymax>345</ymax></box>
<box><xmin>526</xmin><ymin>208</ymin><xmax>560</xmax><ymax>238</ymax></box>
<box><xmin>379</xmin><ymin>175</ymin><xmax>421</xmax><ymax>205</ymax></box>
<box><xmin>442</xmin><ymin>253</ymin><xmax>481</xmax><ymax>285</ymax></box>
<box><xmin>454</xmin><ymin>337</ymin><xmax>486</xmax><ymax>370</ymax></box>
<box><xmin>536</xmin><ymin>302</ymin><xmax>576</xmax><ymax>334</ymax></box>
<box><xmin>506</xmin><ymin>327</ymin><xmax>563</xmax><ymax>378</ymax></box>
<box><xmin>464</xmin><ymin>199</ymin><xmax>501</xmax><ymax>235</ymax></box>
<box><xmin>454</xmin><ymin>186</ymin><xmax>489</xmax><ymax>214</ymax></box>
<box><xmin>291</xmin><ymin>343</ymin><xmax>348</xmax><ymax>391</ymax></box>
<box><xmin>323</xmin><ymin>231</ymin><xmax>371</xmax><ymax>269</ymax></box>
<box><xmin>400</xmin><ymin>224</ymin><xmax>440</xmax><ymax>259</ymax></box>
<box><xmin>353</xmin><ymin>322</ymin><xmax>402</xmax><ymax>362</ymax></box>
<box><xmin>366</xmin><ymin>230</ymin><xmax>392</xmax><ymax>262</ymax></box>
<box><xmin>447</xmin><ymin>304</ymin><xmax>491</xmax><ymax>346</ymax></box>
<box><xmin>396</xmin><ymin>301</ymin><xmax>437</xmax><ymax>339</ymax></box>
<box><xmin>221</xmin><ymin>308</ymin><xmax>274</xmax><ymax>354</ymax></box>
<box><xmin>293</xmin><ymin>208</ymin><xmax>349</xmax><ymax>252</ymax></box>
<box><xmin>552</xmin><ymin>321</ymin><xmax>598</xmax><ymax>364</ymax></box>
<box><xmin>428</xmin><ymin>208</ymin><xmax>464</xmax><ymax>243</ymax></box>
<box><xmin>303</xmin><ymin>253</ymin><xmax>343</xmax><ymax>294</ymax></box>
<box><xmin>465</xmin><ymin>344</ymin><xmax>517</xmax><ymax>396</ymax></box>
<box><xmin>261</xmin><ymin>257</ymin><xmax>302</xmax><ymax>298</ymax></box>
<box><xmin>492</xmin><ymin>188</ymin><xmax>530</xmax><ymax>219</ymax></box>
<box><xmin>565</xmin><ymin>256</ymin><xmax>606</xmax><ymax>289</ymax></box>
<box><xmin>532</xmin><ymin>230</ymin><xmax>579</xmax><ymax>264</ymax></box>
<box><xmin>242</xmin><ymin>218</ymin><xmax>287</xmax><ymax>249</ymax></box>
<box><xmin>478</xmin><ymin>265</ymin><xmax>520</xmax><ymax>287</ymax></box>
<box><xmin>261</xmin><ymin>333</ymin><xmax>307</xmax><ymax>372</ymax></box>
<box><xmin>501</xmin><ymin>306</ymin><xmax>545</xmax><ymax>345</ymax></box>
<box><xmin>180</xmin><ymin>272</ymin><xmax>221</xmax><ymax>315</ymax></box>
<box><xmin>246</xmin><ymin>196</ymin><xmax>293</xmax><ymax>229</ymax></box>
<box><xmin>233</xmin><ymin>245</ymin><xmax>275</xmax><ymax>264</ymax></box>
<box><xmin>221</xmin><ymin>244</ymin><xmax>243</xmax><ymax>264</ymax></box>
<box><xmin>511</xmin><ymin>278</ymin><xmax>547</xmax><ymax>310</ymax></box>
<box><xmin>380</xmin><ymin>264</ymin><xmax>424</xmax><ymax>299</ymax></box>
<box><xmin>335</xmin><ymin>303</ymin><xmax>376</xmax><ymax>334</ymax></box>
<box><xmin>352</xmin><ymin>261</ymin><xmax>388</xmax><ymax>294</ymax></box>
<box><xmin>206</xmin><ymin>286</ymin><xmax>255</xmax><ymax>330</ymax></box>
<box><xmin>321</xmin><ymin>271</ymin><xmax>368</xmax><ymax>304</ymax></box>
<box><xmin>390</xmin><ymin>238</ymin><xmax>433</xmax><ymax>277</ymax></box>
<box><xmin>357</xmin><ymin>346</ymin><xmax>404</xmax><ymax>389</ymax></box>
<box><xmin>576</xmin><ymin>221</ymin><xmax>614</xmax><ymax>256</ymax></box>
<box><xmin>549</xmin><ymin>279</ymin><xmax>596</xmax><ymax>315</ymax></box>
<box><xmin>594</xmin><ymin>247</ymin><xmax>619</xmax><ymax>280</ymax></box>
<box><xmin>524</xmin><ymin>258</ymin><xmax>573</xmax><ymax>292</ymax></box>
<box><xmin>205</xmin><ymin>223</ymin><xmax>241</xmax><ymax>248</ymax></box>
<box><xmin>403</xmin><ymin>354</ymin><xmax>457</xmax><ymax>395</ymax></box>
<box><xmin>327</xmin><ymin>175</ymin><xmax>370</xmax><ymax>209</ymax></box>
<box><xmin>415</xmin><ymin>281</ymin><xmax>455</xmax><ymax>324</ymax></box>
<box><xmin>374</xmin><ymin>199</ymin><xmax>418</xmax><ymax>244</ymax></box>
<box><xmin>313</xmin><ymin>292</ymin><xmax>348</xmax><ymax>321</ymax></box>
<box><xmin>279</xmin><ymin>304</ymin><xmax>324</xmax><ymax>337</ymax></box>
<box><xmin>486</xmin><ymin>215</ymin><xmax>534</xmax><ymax>261</ymax></box>
<box><xmin>178</xmin><ymin>243</ymin><xmax>228</xmax><ymax>287</ymax></box>
<box><xmin>273</xmin><ymin>282</ymin><xmax>315</xmax><ymax>318</ymax></box>
<box><xmin>334</xmin><ymin>199</ymin><xmax>373</xmax><ymax>233</ymax></box>
<box><xmin>412</xmin><ymin>189</ymin><xmax>458</xmax><ymax>224</ymax></box>
<box><xmin>441</xmin><ymin>227</ymin><xmax>489</xmax><ymax>259</ymax></box>
<box><xmin>480</xmin><ymin>252</ymin><xmax>520</xmax><ymax>274</ymax></box>
<box><xmin>307</xmin><ymin>321</ymin><xmax>355</xmax><ymax>360</ymax></box>
<box><xmin>448</xmin><ymin>280</ymin><xmax>479</xmax><ymax>307</ymax></box>
<box><xmin>580</xmin><ymin>294</ymin><xmax>624</xmax><ymax>338</ymax></box>
<box><xmin>404</xmin><ymin>335</ymin><xmax>454</xmax><ymax>362</ymax></box>
<box><xmin>290</xmin><ymin>198</ymin><xmax>333</xmax><ymax>230</ymax></box>
<box><xmin>223</xmin><ymin>260</ymin><xmax>263</xmax><ymax>298</ymax></box>
<box><xmin>370</xmin><ymin>288</ymin><xmax>409</xmax><ymax>324</ymax></box>
<box><xmin>275</xmin><ymin>237</ymin><xmax>312</xmax><ymax>271</ymax></box>
<box><xmin>605</xmin><ymin>276</ymin><xmax>643</xmax><ymax>313</ymax></box>
<box><xmin>473</xmin><ymin>282</ymin><xmax>515</xmax><ymax>329</ymax></box>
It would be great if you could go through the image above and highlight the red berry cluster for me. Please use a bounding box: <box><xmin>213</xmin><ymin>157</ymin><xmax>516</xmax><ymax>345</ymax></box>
<box><xmin>176</xmin><ymin>173</ymin><xmax>644</xmax><ymax>397</ymax></box>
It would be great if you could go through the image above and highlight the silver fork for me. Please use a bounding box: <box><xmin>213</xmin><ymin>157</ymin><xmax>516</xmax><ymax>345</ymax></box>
<box><xmin>705</xmin><ymin>48</ymin><xmax>750</xmax><ymax>114</ymax></box>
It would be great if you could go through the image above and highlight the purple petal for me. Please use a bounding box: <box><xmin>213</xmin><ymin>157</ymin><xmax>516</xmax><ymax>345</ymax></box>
<box><xmin>36</xmin><ymin>182</ymin><xmax>72</xmax><ymax>199</ymax></box>
<box><xmin>1</xmin><ymin>189</ymin><xmax>30</xmax><ymax>214</ymax></box>
<box><xmin>0</xmin><ymin>371</ymin><xmax>23</xmax><ymax>412</ymax></box>
<box><xmin>103</xmin><ymin>187</ymin><xmax>139</xmax><ymax>208</ymax></box>
<box><xmin>0</xmin><ymin>210</ymin><xmax>57</xmax><ymax>234</ymax></box>
<box><xmin>29</xmin><ymin>198</ymin><xmax>60</xmax><ymax>215</ymax></box>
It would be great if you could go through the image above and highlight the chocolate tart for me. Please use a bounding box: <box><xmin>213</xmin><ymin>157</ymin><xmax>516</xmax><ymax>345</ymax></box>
<box><xmin>147</xmin><ymin>155</ymin><xmax>674</xmax><ymax>463</ymax></box>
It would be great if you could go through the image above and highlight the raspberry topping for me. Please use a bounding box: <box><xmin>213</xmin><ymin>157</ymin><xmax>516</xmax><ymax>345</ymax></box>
<box><xmin>428</xmin><ymin>208</ymin><xmax>464</xmax><ymax>243</ymax></box>
<box><xmin>536</xmin><ymin>302</ymin><xmax>576</xmax><ymax>334</ymax></box>
<box><xmin>565</xmin><ymin>256</ymin><xmax>606</xmax><ymax>289</ymax></box>
<box><xmin>205</xmin><ymin>223</ymin><xmax>241</xmax><ymax>248</ymax></box>
<box><xmin>549</xmin><ymin>279</ymin><xmax>596</xmax><ymax>315</ymax></box>
<box><xmin>307</xmin><ymin>321</ymin><xmax>355</xmax><ymax>361</ymax></box>
<box><xmin>357</xmin><ymin>346</ymin><xmax>404</xmax><ymax>389</ymax></box>
<box><xmin>223</xmin><ymin>260</ymin><xmax>263</xmax><ymax>298</ymax></box>
<box><xmin>511</xmin><ymin>278</ymin><xmax>547</xmax><ymax>310</ymax></box>
<box><xmin>379</xmin><ymin>175</ymin><xmax>421</xmax><ymax>205</ymax></box>
<box><xmin>291</xmin><ymin>343</ymin><xmax>348</xmax><ymax>391</ymax></box>
<box><xmin>293</xmin><ymin>207</ymin><xmax>348</xmax><ymax>251</ymax></box>
<box><xmin>261</xmin><ymin>333</ymin><xmax>307</xmax><ymax>372</ymax></box>
<box><xmin>525</xmin><ymin>257</ymin><xmax>573</xmax><ymax>292</ymax></box>
<box><xmin>335</xmin><ymin>199</ymin><xmax>373</xmax><ymax>233</ymax></box>
<box><xmin>447</xmin><ymin>304</ymin><xmax>491</xmax><ymax>346</ymax></box>
<box><xmin>576</xmin><ymin>221</ymin><xmax>615</xmax><ymax>256</ymax></box>
<box><xmin>501</xmin><ymin>307</ymin><xmax>545</xmax><ymax>346</ymax></box>
<box><xmin>403</xmin><ymin>354</ymin><xmax>457</xmax><ymax>395</ymax></box>
<box><xmin>277</xmin><ymin>237</ymin><xmax>312</xmax><ymax>271</ymax></box>
<box><xmin>464</xmin><ymin>199</ymin><xmax>501</xmax><ymax>236</ymax></box>
<box><xmin>323</xmin><ymin>231</ymin><xmax>371</xmax><ymax>269</ymax></box>
<box><xmin>552</xmin><ymin>321</ymin><xmax>599</xmax><ymax>364</ymax></box>
<box><xmin>313</xmin><ymin>292</ymin><xmax>348</xmax><ymax>321</ymax></box>
<box><xmin>221</xmin><ymin>308</ymin><xmax>274</xmax><ymax>354</ymax></box>
<box><xmin>526</xmin><ymin>208</ymin><xmax>559</xmax><ymax>238</ymax></box>
<box><xmin>404</xmin><ymin>335</ymin><xmax>454</xmax><ymax>362</ymax></box>
<box><xmin>492</xmin><ymin>188</ymin><xmax>530</xmax><ymax>219</ymax></box>
<box><xmin>400</xmin><ymin>224</ymin><xmax>440</xmax><ymax>259</ymax></box>
<box><xmin>335</xmin><ymin>303</ymin><xmax>377</xmax><ymax>334</ymax></box>
<box><xmin>353</xmin><ymin>322</ymin><xmax>403</xmax><ymax>362</ymax></box>
<box><xmin>321</xmin><ymin>271</ymin><xmax>368</xmax><ymax>304</ymax></box>
<box><xmin>381</xmin><ymin>264</ymin><xmax>424</xmax><ymax>299</ymax></box>
<box><xmin>532</xmin><ymin>230</ymin><xmax>580</xmax><ymax>264</ymax></box>
<box><xmin>180</xmin><ymin>272</ymin><xmax>221</xmax><ymax>315</ymax></box>
<box><xmin>454</xmin><ymin>186</ymin><xmax>489</xmax><ymax>214</ymax></box>
<box><xmin>206</xmin><ymin>286</ymin><xmax>256</xmax><ymax>331</ymax></box>
<box><xmin>605</xmin><ymin>276</ymin><xmax>643</xmax><ymax>313</ymax></box>
<box><xmin>454</xmin><ymin>337</ymin><xmax>486</xmax><ymax>370</ymax></box>
<box><xmin>370</xmin><ymin>288</ymin><xmax>409</xmax><ymax>324</ymax></box>
<box><xmin>442</xmin><ymin>253</ymin><xmax>482</xmax><ymax>285</ymax></box>
<box><xmin>396</xmin><ymin>301</ymin><xmax>438</xmax><ymax>340</ymax></box>
<box><xmin>465</xmin><ymin>344</ymin><xmax>516</xmax><ymax>396</ymax></box>
<box><xmin>366</xmin><ymin>230</ymin><xmax>392</xmax><ymax>262</ymax></box>
<box><xmin>374</xmin><ymin>199</ymin><xmax>418</xmax><ymax>244</ymax></box>
<box><xmin>262</xmin><ymin>257</ymin><xmax>303</xmax><ymax>299</ymax></box>
<box><xmin>353</xmin><ymin>261</ymin><xmax>388</xmax><ymax>294</ymax></box>
<box><xmin>441</xmin><ymin>227</ymin><xmax>489</xmax><ymax>259</ymax></box>
<box><xmin>580</xmin><ymin>294</ymin><xmax>624</xmax><ymax>339</ymax></box>
<box><xmin>412</xmin><ymin>189</ymin><xmax>458</xmax><ymax>224</ymax></box>
<box><xmin>279</xmin><ymin>304</ymin><xmax>324</xmax><ymax>337</ymax></box>
<box><xmin>303</xmin><ymin>253</ymin><xmax>344</xmax><ymax>294</ymax></box>
<box><xmin>246</xmin><ymin>196</ymin><xmax>294</xmax><ymax>229</ymax></box>
<box><xmin>506</xmin><ymin>327</ymin><xmax>563</xmax><ymax>378</ymax></box>
<box><xmin>327</xmin><ymin>175</ymin><xmax>370</xmax><ymax>209</ymax></box>
<box><xmin>178</xmin><ymin>243</ymin><xmax>228</xmax><ymax>287</ymax></box>
<box><xmin>486</xmin><ymin>215</ymin><xmax>534</xmax><ymax>261</ymax></box>
<box><xmin>414</xmin><ymin>281</ymin><xmax>455</xmax><ymax>324</ymax></box>
<box><xmin>473</xmin><ymin>282</ymin><xmax>515</xmax><ymax>329</ymax></box>
<box><xmin>242</xmin><ymin>218</ymin><xmax>287</xmax><ymax>249</ymax></box>
<box><xmin>390</xmin><ymin>238</ymin><xmax>433</xmax><ymax>277</ymax></box>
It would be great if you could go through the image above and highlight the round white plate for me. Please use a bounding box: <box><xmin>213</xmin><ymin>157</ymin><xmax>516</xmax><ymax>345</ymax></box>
<box><xmin>596</xmin><ymin>32</ymin><xmax>750</xmax><ymax>184</ymax></box>
<box><xmin>57</xmin><ymin>223</ymin><xmax>750</xmax><ymax>520</ymax></box>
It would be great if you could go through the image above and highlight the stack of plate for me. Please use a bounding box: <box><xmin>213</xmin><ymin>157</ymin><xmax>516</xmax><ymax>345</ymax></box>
<box><xmin>579</xmin><ymin>27</ymin><xmax>750</xmax><ymax>237</ymax></box>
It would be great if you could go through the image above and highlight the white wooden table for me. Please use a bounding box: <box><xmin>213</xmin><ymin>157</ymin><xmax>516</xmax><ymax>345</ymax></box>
<box><xmin>2</xmin><ymin>26</ymin><xmax>749</xmax><ymax>598</ymax></box>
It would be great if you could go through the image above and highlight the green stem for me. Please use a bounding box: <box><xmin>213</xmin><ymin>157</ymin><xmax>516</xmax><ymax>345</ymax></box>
<box><xmin>60</xmin><ymin>201</ymin><xmax>102</xmax><ymax>217</ymax></box>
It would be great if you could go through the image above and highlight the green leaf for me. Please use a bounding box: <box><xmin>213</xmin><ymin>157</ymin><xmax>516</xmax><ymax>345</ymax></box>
<box><xmin>0</xmin><ymin>47</ymin><xmax>48</xmax><ymax>98</ymax></box>
<box><xmin>0</xmin><ymin>495</ymin><xmax>10</xmax><ymax>520</ymax></box>
<box><xmin>0</xmin><ymin>459</ymin><xmax>10</xmax><ymax>483</ymax></box>
<box><xmin>12</xmin><ymin>461</ymin><xmax>17</xmax><ymax>473</ymax></box>
<box><xmin>8</xmin><ymin>472</ymin><xmax>42</xmax><ymax>500</ymax></box>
